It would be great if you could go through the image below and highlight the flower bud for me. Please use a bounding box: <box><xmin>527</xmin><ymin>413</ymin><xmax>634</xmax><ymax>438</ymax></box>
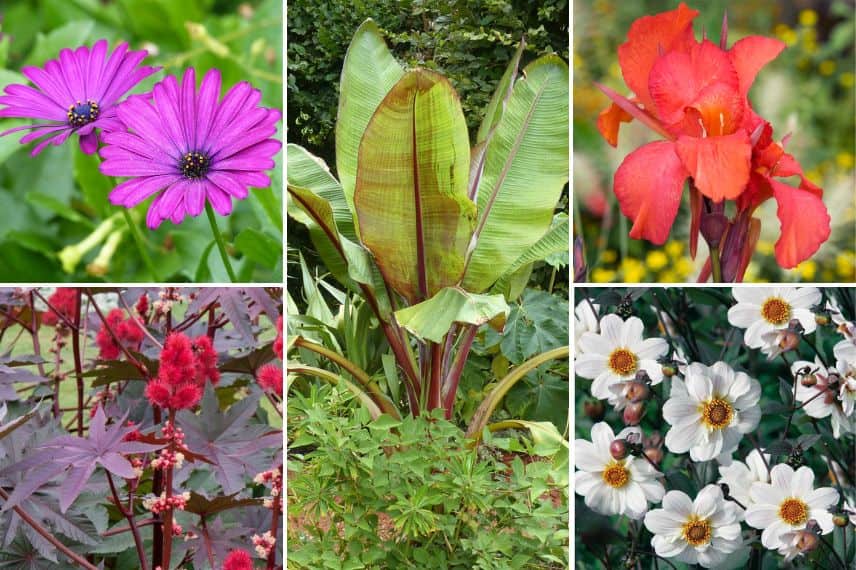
<box><xmin>801</xmin><ymin>374</ymin><xmax>817</xmax><ymax>387</ymax></box>
<box><xmin>833</xmin><ymin>514</ymin><xmax>849</xmax><ymax>528</ymax></box>
<box><xmin>584</xmin><ymin>399</ymin><xmax>605</xmax><ymax>421</ymax></box>
<box><xmin>795</xmin><ymin>529</ymin><xmax>819</xmax><ymax>553</ymax></box>
<box><xmin>623</xmin><ymin>401</ymin><xmax>645</xmax><ymax>425</ymax></box>
<box><xmin>643</xmin><ymin>447</ymin><xmax>663</xmax><ymax>464</ymax></box>
<box><xmin>787</xmin><ymin>318</ymin><xmax>805</xmax><ymax>335</ymax></box>
<box><xmin>625</xmin><ymin>380</ymin><xmax>649</xmax><ymax>403</ymax></box>
<box><xmin>610</xmin><ymin>439</ymin><xmax>628</xmax><ymax>460</ymax></box>
<box><xmin>661</xmin><ymin>364</ymin><xmax>677</xmax><ymax>377</ymax></box>
<box><xmin>815</xmin><ymin>314</ymin><xmax>830</xmax><ymax>326</ymax></box>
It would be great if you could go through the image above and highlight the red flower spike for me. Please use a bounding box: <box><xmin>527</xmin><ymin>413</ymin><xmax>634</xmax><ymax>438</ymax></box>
<box><xmin>273</xmin><ymin>316</ymin><xmax>283</xmax><ymax>360</ymax></box>
<box><xmin>145</xmin><ymin>380</ymin><xmax>172</xmax><ymax>408</ymax></box>
<box><xmin>617</xmin><ymin>2</ymin><xmax>699</xmax><ymax>112</ymax></box>
<box><xmin>614</xmin><ymin>141</ymin><xmax>689</xmax><ymax>244</ymax></box>
<box><xmin>158</xmin><ymin>333</ymin><xmax>195</xmax><ymax>386</ymax></box>
<box><xmin>223</xmin><ymin>550</ymin><xmax>254</xmax><ymax>570</ymax></box>
<box><xmin>96</xmin><ymin>309</ymin><xmax>124</xmax><ymax>360</ymax></box>
<box><xmin>257</xmin><ymin>363</ymin><xmax>283</xmax><ymax>397</ymax></box>
<box><xmin>42</xmin><ymin>288</ymin><xmax>78</xmax><ymax>326</ymax></box>
<box><xmin>169</xmin><ymin>384</ymin><xmax>201</xmax><ymax>410</ymax></box>
<box><xmin>191</xmin><ymin>335</ymin><xmax>220</xmax><ymax>385</ymax></box>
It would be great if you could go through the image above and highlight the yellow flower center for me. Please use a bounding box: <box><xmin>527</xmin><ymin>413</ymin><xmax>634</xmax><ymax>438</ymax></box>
<box><xmin>608</xmin><ymin>348</ymin><xmax>638</xmax><ymax>376</ymax></box>
<box><xmin>601</xmin><ymin>461</ymin><xmax>630</xmax><ymax>488</ymax></box>
<box><xmin>761</xmin><ymin>297</ymin><xmax>791</xmax><ymax>325</ymax></box>
<box><xmin>681</xmin><ymin>516</ymin><xmax>712</xmax><ymax>546</ymax></box>
<box><xmin>779</xmin><ymin>497</ymin><xmax>809</xmax><ymax>526</ymax></box>
<box><xmin>698</xmin><ymin>398</ymin><xmax>733</xmax><ymax>429</ymax></box>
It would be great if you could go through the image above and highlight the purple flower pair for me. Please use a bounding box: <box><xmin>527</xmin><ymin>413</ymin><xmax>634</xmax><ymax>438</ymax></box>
<box><xmin>0</xmin><ymin>40</ymin><xmax>281</xmax><ymax>228</ymax></box>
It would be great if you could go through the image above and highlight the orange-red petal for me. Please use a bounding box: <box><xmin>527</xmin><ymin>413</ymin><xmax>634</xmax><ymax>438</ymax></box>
<box><xmin>614</xmin><ymin>141</ymin><xmax>688</xmax><ymax>244</ymax></box>
<box><xmin>770</xmin><ymin>179</ymin><xmax>831</xmax><ymax>268</ymax></box>
<box><xmin>649</xmin><ymin>40</ymin><xmax>742</xmax><ymax>134</ymax></box>
<box><xmin>728</xmin><ymin>36</ymin><xmax>786</xmax><ymax>99</ymax></box>
<box><xmin>617</xmin><ymin>2</ymin><xmax>699</xmax><ymax>112</ymax></box>
<box><xmin>675</xmin><ymin>131</ymin><xmax>752</xmax><ymax>202</ymax></box>
<box><xmin>597</xmin><ymin>102</ymin><xmax>633</xmax><ymax>147</ymax></box>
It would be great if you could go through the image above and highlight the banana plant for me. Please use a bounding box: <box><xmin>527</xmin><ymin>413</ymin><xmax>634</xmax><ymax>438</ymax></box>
<box><xmin>287</xmin><ymin>19</ymin><xmax>569</xmax><ymax>428</ymax></box>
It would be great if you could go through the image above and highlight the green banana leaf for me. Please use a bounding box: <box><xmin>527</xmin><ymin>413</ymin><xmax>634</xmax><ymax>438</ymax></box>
<box><xmin>354</xmin><ymin>69</ymin><xmax>476</xmax><ymax>305</ymax></box>
<box><xmin>335</xmin><ymin>19</ymin><xmax>405</xmax><ymax>219</ymax></box>
<box><xmin>491</xmin><ymin>214</ymin><xmax>569</xmax><ymax>296</ymax></box>
<box><xmin>394</xmin><ymin>287</ymin><xmax>509</xmax><ymax>343</ymax></box>
<box><xmin>463</xmin><ymin>55</ymin><xmax>570</xmax><ymax>293</ymax></box>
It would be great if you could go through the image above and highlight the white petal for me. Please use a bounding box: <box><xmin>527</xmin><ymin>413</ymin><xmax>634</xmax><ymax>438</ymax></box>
<box><xmin>574</xmin><ymin>439</ymin><xmax>606</xmax><ymax>472</ymax></box>
<box><xmin>792</xmin><ymin>308</ymin><xmax>817</xmax><ymax>334</ymax></box>
<box><xmin>665</xmin><ymin>422</ymin><xmax>699</xmax><ymax>454</ymax></box>
<box><xmin>624</xmin><ymin>482</ymin><xmax>649</xmax><ymax>516</ymax></box>
<box><xmin>734</xmin><ymin>406</ymin><xmax>761</xmax><ymax>433</ymax></box>
<box><xmin>805</xmin><ymin>486</ymin><xmax>839</xmax><ymax>510</ymax></box>
<box><xmin>749</xmin><ymin>482</ymin><xmax>785</xmax><ymax>506</ymax></box>
<box><xmin>644</xmin><ymin>507</ymin><xmax>684</xmax><ymax>534</ymax></box>
<box><xmin>578</xmin><ymin>332</ymin><xmax>614</xmax><ymax>357</ymax></box>
<box><xmin>634</xmin><ymin>337</ymin><xmax>668</xmax><ymax>359</ymax></box>
<box><xmin>694</xmin><ymin>485</ymin><xmax>722</xmax><ymax>518</ymax></box>
<box><xmin>770</xmin><ymin>464</ymin><xmax>794</xmax><ymax>490</ymax></box>
<box><xmin>745</xmin><ymin>503</ymin><xmax>778</xmax><ymax>529</ymax></box>
<box><xmin>575</xmin><ymin>353</ymin><xmax>607</xmax><ymax>380</ymax></box>
<box><xmin>639</xmin><ymin>359</ymin><xmax>664</xmax><ymax>384</ymax></box>
<box><xmin>743</xmin><ymin>319</ymin><xmax>775</xmax><ymax>349</ymax></box>
<box><xmin>599</xmin><ymin>314</ymin><xmax>625</xmax><ymax>346</ymax></box>
<box><xmin>590</xmin><ymin>422</ymin><xmax>616</xmax><ymax>451</ymax></box>
<box><xmin>760</xmin><ymin>519</ymin><xmax>789</xmax><ymax>549</ymax></box>
<box><xmin>789</xmin><ymin>466</ymin><xmax>815</xmax><ymax>496</ymax></box>
<box><xmin>574</xmin><ymin>471</ymin><xmax>600</xmax><ymax>496</ymax></box>
<box><xmin>784</xmin><ymin>287</ymin><xmax>821</xmax><ymax>310</ymax></box>
<box><xmin>732</xmin><ymin>288</ymin><xmax>771</xmax><ymax>305</ymax></box>
<box><xmin>686</xmin><ymin>369</ymin><xmax>713</xmax><ymax>402</ymax></box>
<box><xmin>661</xmin><ymin>490</ymin><xmax>694</xmax><ymax>518</ymax></box>
<box><xmin>590</xmin><ymin>370</ymin><xmax>620</xmax><ymax>400</ymax></box>
<box><xmin>812</xmin><ymin>510</ymin><xmax>835</xmax><ymax>534</ymax></box>
<box><xmin>652</xmin><ymin>534</ymin><xmax>688</xmax><ymax>559</ymax></box>
<box><xmin>728</xmin><ymin>303</ymin><xmax>761</xmax><ymax>328</ymax></box>
<box><xmin>638</xmin><ymin>478</ymin><xmax>666</xmax><ymax>503</ymax></box>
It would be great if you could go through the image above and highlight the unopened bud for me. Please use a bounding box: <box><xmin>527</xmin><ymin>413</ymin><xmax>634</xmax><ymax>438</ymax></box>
<box><xmin>832</xmin><ymin>514</ymin><xmax>849</xmax><ymax>528</ymax></box>
<box><xmin>801</xmin><ymin>374</ymin><xmax>817</xmax><ymax>387</ymax></box>
<box><xmin>610</xmin><ymin>439</ymin><xmax>628</xmax><ymax>460</ymax></box>
<box><xmin>815</xmin><ymin>314</ymin><xmax>830</xmax><ymax>326</ymax></box>
<box><xmin>795</xmin><ymin>529</ymin><xmax>820</xmax><ymax>553</ymax></box>
<box><xmin>777</xmin><ymin>330</ymin><xmax>801</xmax><ymax>352</ymax></box>
<box><xmin>644</xmin><ymin>447</ymin><xmax>663</xmax><ymax>464</ymax></box>
<box><xmin>625</xmin><ymin>381</ymin><xmax>649</xmax><ymax>403</ymax></box>
<box><xmin>623</xmin><ymin>401</ymin><xmax>645</xmax><ymax>425</ymax></box>
<box><xmin>661</xmin><ymin>364</ymin><xmax>677</xmax><ymax>377</ymax></box>
<box><xmin>787</xmin><ymin>318</ymin><xmax>804</xmax><ymax>335</ymax></box>
<box><xmin>584</xmin><ymin>399</ymin><xmax>605</xmax><ymax>421</ymax></box>
<box><xmin>700</xmin><ymin>213</ymin><xmax>728</xmax><ymax>248</ymax></box>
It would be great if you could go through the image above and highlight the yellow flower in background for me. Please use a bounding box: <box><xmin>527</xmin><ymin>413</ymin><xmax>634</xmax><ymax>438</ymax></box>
<box><xmin>646</xmin><ymin>250</ymin><xmax>668</xmax><ymax>272</ymax></box>
<box><xmin>841</xmin><ymin>72</ymin><xmax>855</xmax><ymax>88</ymax></box>
<box><xmin>838</xmin><ymin>252</ymin><xmax>856</xmax><ymax>279</ymax></box>
<box><xmin>592</xmin><ymin>267</ymin><xmax>616</xmax><ymax>283</ymax></box>
<box><xmin>674</xmin><ymin>258</ymin><xmax>695</xmax><ymax>278</ymax></box>
<box><xmin>658</xmin><ymin>270</ymin><xmax>679</xmax><ymax>283</ymax></box>
<box><xmin>665</xmin><ymin>241</ymin><xmax>683</xmax><ymax>258</ymax></box>
<box><xmin>799</xmin><ymin>9</ymin><xmax>818</xmax><ymax>27</ymax></box>
<box><xmin>819</xmin><ymin>60</ymin><xmax>836</xmax><ymax>76</ymax></box>
<box><xmin>836</xmin><ymin>152</ymin><xmax>854</xmax><ymax>170</ymax></box>
<box><xmin>620</xmin><ymin>258</ymin><xmax>646</xmax><ymax>283</ymax></box>
<box><xmin>795</xmin><ymin>260</ymin><xmax>817</xmax><ymax>281</ymax></box>
<box><xmin>756</xmin><ymin>240</ymin><xmax>775</xmax><ymax>256</ymax></box>
<box><xmin>601</xmin><ymin>249</ymin><xmax>617</xmax><ymax>264</ymax></box>
<box><xmin>775</xmin><ymin>24</ymin><xmax>798</xmax><ymax>46</ymax></box>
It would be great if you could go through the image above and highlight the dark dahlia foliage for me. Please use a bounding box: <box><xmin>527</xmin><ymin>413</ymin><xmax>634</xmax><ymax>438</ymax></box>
<box><xmin>574</xmin><ymin>287</ymin><xmax>855</xmax><ymax>569</ymax></box>
<box><xmin>0</xmin><ymin>287</ymin><xmax>283</xmax><ymax>569</ymax></box>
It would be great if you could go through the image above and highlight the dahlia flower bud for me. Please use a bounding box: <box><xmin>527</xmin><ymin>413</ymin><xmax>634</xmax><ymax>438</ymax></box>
<box><xmin>584</xmin><ymin>399</ymin><xmax>605</xmax><ymax>421</ymax></box>
<box><xmin>610</xmin><ymin>439</ymin><xmax>628</xmax><ymax>460</ymax></box>
<box><xmin>623</xmin><ymin>401</ymin><xmax>645</xmax><ymax>425</ymax></box>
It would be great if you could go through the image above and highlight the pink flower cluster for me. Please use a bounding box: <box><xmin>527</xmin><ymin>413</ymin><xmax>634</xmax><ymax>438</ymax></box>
<box><xmin>223</xmin><ymin>549</ymin><xmax>254</xmax><ymax>570</ymax></box>
<box><xmin>144</xmin><ymin>333</ymin><xmax>220</xmax><ymax>410</ymax></box>
<box><xmin>256</xmin><ymin>316</ymin><xmax>284</xmax><ymax>397</ymax></box>
<box><xmin>42</xmin><ymin>288</ymin><xmax>78</xmax><ymax>326</ymax></box>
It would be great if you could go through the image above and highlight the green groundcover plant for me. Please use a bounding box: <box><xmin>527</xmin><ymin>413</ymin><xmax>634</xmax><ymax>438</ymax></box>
<box><xmin>574</xmin><ymin>286</ymin><xmax>855</xmax><ymax>569</ymax></box>
<box><xmin>0</xmin><ymin>1</ymin><xmax>282</xmax><ymax>282</ymax></box>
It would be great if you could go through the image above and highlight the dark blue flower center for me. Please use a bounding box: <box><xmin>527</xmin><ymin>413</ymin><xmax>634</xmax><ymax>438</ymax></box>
<box><xmin>67</xmin><ymin>99</ymin><xmax>99</xmax><ymax>127</ymax></box>
<box><xmin>180</xmin><ymin>151</ymin><xmax>210</xmax><ymax>179</ymax></box>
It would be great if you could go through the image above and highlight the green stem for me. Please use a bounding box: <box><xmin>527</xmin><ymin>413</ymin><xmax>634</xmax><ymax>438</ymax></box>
<box><xmin>709</xmin><ymin>246</ymin><xmax>723</xmax><ymax>283</ymax></box>
<box><xmin>120</xmin><ymin>209</ymin><xmax>159</xmax><ymax>281</ymax></box>
<box><xmin>205</xmin><ymin>202</ymin><xmax>237</xmax><ymax>282</ymax></box>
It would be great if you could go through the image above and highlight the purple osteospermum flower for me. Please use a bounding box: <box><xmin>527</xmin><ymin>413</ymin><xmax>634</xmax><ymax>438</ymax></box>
<box><xmin>0</xmin><ymin>40</ymin><xmax>158</xmax><ymax>156</ymax></box>
<box><xmin>100</xmin><ymin>67</ymin><xmax>281</xmax><ymax>229</ymax></box>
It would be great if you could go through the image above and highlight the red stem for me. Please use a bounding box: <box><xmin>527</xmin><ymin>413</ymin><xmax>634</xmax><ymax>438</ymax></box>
<box><xmin>107</xmin><ymin>472</ymin><xmax>148</xmax><ymax>570</ymax></box>
<box><xmin>428</xmin><ymin>342</ymin><xmax>443</xmax><ymax>410</ymax></box>
<box><xmin>71</xmin><ymin>291</ymin><xmax>85</xmax><ymax>436</ymax></box>
<box><xmin>266</xmin><ymin>465</ymin><xmax>283</xmax><ymax>570</ymax></box>
<box><xmin>442</xmin><ymin>326</ymin><xmax>478</xmax><ymax>419</ymax></box>
<box><xmin>162</xmin><ymin>409</ymin><xmax>177</xmax><ymax>569</ymax></box>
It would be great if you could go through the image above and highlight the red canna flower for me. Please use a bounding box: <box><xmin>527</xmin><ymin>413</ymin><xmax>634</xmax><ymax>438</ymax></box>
<box><xmin>596</xmin><ymin>3</ymin><xmax>830</xmax><ymax>277</ymax></box>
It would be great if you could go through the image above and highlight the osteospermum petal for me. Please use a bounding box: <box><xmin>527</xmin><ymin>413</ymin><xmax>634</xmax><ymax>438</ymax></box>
<box><xmin>102</xmin><ymin>68</ymin><xmax>280</xmax><ymax>227</ymax></box>
<box><xmin>0</xmin><ymin>40</ymin><xmax>158</xmax><ymax>154</ymax></box>
<box><xmin>614</xmin><ymin>141</ymin><xmax>688</xmax><ymax>244</ymax></box>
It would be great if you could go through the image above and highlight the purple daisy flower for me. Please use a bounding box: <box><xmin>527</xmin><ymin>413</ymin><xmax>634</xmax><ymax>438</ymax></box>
<box><xmin>100</xmin><ymin>67</ymin><xmax>281</xmax><ymax>229</ymax></box>
<box><xmin>0</xmin><ymin>40</ymin><xmax>158</xmax><ymax>155</ymax></box>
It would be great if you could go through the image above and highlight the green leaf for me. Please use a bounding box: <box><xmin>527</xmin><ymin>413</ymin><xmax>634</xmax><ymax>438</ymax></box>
<box><xmin>463</xmin><ymin>56</ymin><xmax>570</xmax><ymax>292</ymax></box>
<box><xmin>25</xmin><ymin>192</ymin><xmax>94</xmax><ymax>228</ymax></box>
<box><xmin>235</xmin><ymin>228</ymin><xmax>282</xmax><ymax>269</ymax></box>
<box><xmin>476</xmin><ymin>40</ymin><xmax>526</xmax><ymax>144</ymax></box>
<box><xmin>24</xmin><ymin>20</ymin><xmax>95</xmax><ymax>66</ymax></box>
<box><xmin>394</xmin><ymin>287</ymin><xmax>508</xmax><ymax>343</ymax></box>
<box><xmin>491</xmin><ymin>214</ymin><xmax>569</xmax><ymax>297</ymax></box>
<box><xmin>73</xmin><ymin>149</ymin><xmax>114</xmax><ymax>219</ymax></box>
<box><xmin>336</xmin><ymin>19</ymin><xmax>405</xmax><ymax>216</ymax></box>
<box><xmin>354</xmin><ymin>70</ymin><xmax>476</xmax><ymax>305</ymax></box>
<box><xmin>487</xmin><ymin>288</ymin><xmax>569</xmax><ymax>363</ymax></box>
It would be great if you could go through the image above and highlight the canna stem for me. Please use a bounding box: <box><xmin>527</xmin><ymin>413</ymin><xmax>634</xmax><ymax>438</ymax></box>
<box><xmin>709</xmin><ymin>246</ymin><xmax>723</xmax><ymax>283</ymax></box>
